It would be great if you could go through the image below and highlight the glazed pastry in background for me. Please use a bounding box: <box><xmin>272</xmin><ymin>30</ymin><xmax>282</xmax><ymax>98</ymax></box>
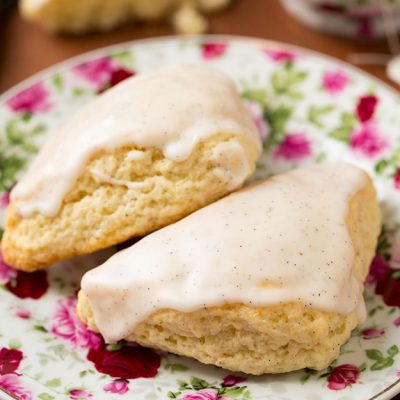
<box><xmin>78</xmin><ymin>163</ymin><xmax>381</xmax><ymax>375</ymax></box>
<box><xmin>20</xmin><ymin>0</ymin><xmax>231</xmax><ymax>34</ymax></box>
<box><xmin>2</xmin><ymin>64</ymin><xmax>261</xmax><ymax>271</ymax></box>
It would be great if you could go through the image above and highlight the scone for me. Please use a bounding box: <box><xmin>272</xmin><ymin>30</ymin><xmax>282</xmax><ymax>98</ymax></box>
<box><xmin>20</xmin><ymin>0</ymin><xmax>231</xmax><ymax>34</ymax></box>
<box><xmin>2</xmin><ymin>64</ymin><xmax>261</xmax><ymax>272</ymax></box>
<box><xmin>78</xmin><ymin>163</ymin><xmax>381</xmax><ymax>375</ymax></box>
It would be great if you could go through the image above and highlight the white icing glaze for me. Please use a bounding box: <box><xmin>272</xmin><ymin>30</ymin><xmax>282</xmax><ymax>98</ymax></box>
<box><xmin>126</xmin><ymin>150</ymin><xmax>146</xmax><ymax>161</ymax></box>
<box><xmin>210</xmin><ymin>141</ymin><xmax>252</xmax><ymax>191</ymax></box>
<box><xmin>89</xmin><ymin>168</ymin><xmax>150</xmax><ymax>190</ymax></box>
<box><xmin>11</xmin><ymin>64</ymin><xmax>260</xmax><ymax>217</ymax></box>
<box><xmin>81</xmin><ymin>163</ymin><xmax>368</xmax><ymax>344</ymax></box>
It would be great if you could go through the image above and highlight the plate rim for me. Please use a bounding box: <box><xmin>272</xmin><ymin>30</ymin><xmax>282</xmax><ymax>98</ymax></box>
<box><xmin>1</xmin><ymin>33</ymin><xmax>400</xmax><ymax>101</ymax></box>
<box><xmin>0</xmin><ymin>33</ymin><xmax>399</xmax><ymax>400</ymax></box>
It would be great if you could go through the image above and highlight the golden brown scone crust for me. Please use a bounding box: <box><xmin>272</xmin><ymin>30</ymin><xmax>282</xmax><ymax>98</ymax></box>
<box><xmin>77</xmin><ymin>173</ymin><xmax>381</xmax><ymax>375</ymax></box>
<box><xmin>2</xmin><ymin>134</ymin><xmax>258</xmax><ymax>271</ymax></box>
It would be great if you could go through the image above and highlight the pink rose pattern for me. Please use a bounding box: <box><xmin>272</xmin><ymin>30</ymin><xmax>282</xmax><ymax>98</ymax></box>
<box><xmin>15</xmin><ymin>309</ymin><xmax>31</xmax><ymax>319</ymax></box>
<box><xmin>170</xmin><ymin>375</ymin><xmax>249</xmax><ymax>399</ymax></box>
<box><xmin>0</xmin><ymin>374</ymin><xmax>32</xmax><ymax>400</ymax></box>
<box><xmin>0</xmin><ymin>348</ymin><xmax>23</xmax><ymax>375</ymax></box>
<box><xmin>361</xmin><ymin>328</ymin><xmax>385</xmax><ymax>340</ymax></box>
<box><xmin>98</xmin><ymin>68</ymin><xmax>135</xmax><ymax>93</ymax></box>
<box><xmin>201</xmin><ymin>43</ymin><xmax>227</xmax><ymax>60</ymax></box>
<box><xmin>222</xmin><ymin>375</ymin><xmax>246</xmax><ymax>387</ymax></box>
<box><xmin>73</xmin><ymin>58</ymin><xmax>115</xmax><ymax>89</ymax></box>
<box><xmin>179</xmin><ymin>389</ymin><xmax>227</xmax><ymax>400</ymax></box>
<box><xmin>6</xmin><ymin>82</ymin><xmax>51</xmax><ymax>113</ymax></box>
<box><xmin>274</xmin><ymin>133</ymin><xmax>311</xmax><ymax>161</ymax></box>
<box><xmin>5</xmin><ymin>269</ymin><xmax>49</xmax><ymax>300</ymax></box>
<box><xmin>327</xmin><ymin>364</ymin><xmax>360</xmax><ymax>390</ymax></box>
<box><xmin>375</xmin><ymin>266</ymin><xmax>400</xmax><ymax>307</ymax></box>
<box><xmin>264</xmin><ymin>49</ymin><xmax>297</xmax><ymax>62</ymax></box>
<box><xmin>51</xmin><ymin>298</ymin><xmax>101</xmax><ymax>350</ymax></box>
<box><xmin>0</xmin><ymin>348</ymin><xmax>31</xmax><ymax>400</ymax></box>
<box><xmin>350</xmin><ymin>122</ymin><xmax>388</xmax><ymax>158</ymax></box>
<box><xmin>69</xmin><ymin>389</ymin><xmax>93</xmax><ymax>399</ymax></box>
<box><xmin>395</xmin><ymin>169</ymin><xmax>400</xmax><ymax>190</ymax></box>
<box><xmin>394</xmin><ymin>316</ymin><xmax>400</xmax><ymax>327</ymax></box>
<box><xmin>73</xmin><ymin>58</ymin><xmax>136</xmax><ymax>92</ymax></box>
<box><xmin>87</xmin><ymin>339</ymin><xmax>160</xmax><ymax>379</ymax></box>
<box><xmin>1</xmin><ymin>247</ymin><xmax>48</xmax><ymax>299</ymax></box>
<box><xmin>0</xmin><ymin>192</ymin><xmax>10</xmax><ymax>208</ymax></box>
<box><xmin>103</xmin><ymin>379</ymin><xmax>129</xmax><ymax>395</ymax></box>
<box><xmin>356</xmin><ymin>95</ymin><xmax>378</xmax><ymax>123</ymax></box>
<box><xmin>366</xmin><ymin>255</ymin><xmax>390</xmax><ymax>285</ymax></box>
<box><xmin>322</xmin><ymin>70</ymin><xmax>350</xmax><ymax>95</ymax></box>
<box><xmin>367</xmin><ymin>227</ymin><xmax>400</xmax><ymax>309</ymax></box>
<box><xmin>350</xmin><ymin>94</ymin><xmax>388</xmax><ymax>158</ymax></box>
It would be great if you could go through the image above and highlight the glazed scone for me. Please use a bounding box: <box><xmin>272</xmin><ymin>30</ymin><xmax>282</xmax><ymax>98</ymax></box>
<box><xmin>2</xmin><ymin>65</ymin><xmax>261</xmax><ymax>272</ymax></box>
<box><xmin>20</xmin><ymin>0</ymin><xmax>231</xmax><ymax>34</ymax></box>
<box><xmin>78</xmin><ymin>163</ymin><xmax>381</xmax><ymax>375</ymax></box>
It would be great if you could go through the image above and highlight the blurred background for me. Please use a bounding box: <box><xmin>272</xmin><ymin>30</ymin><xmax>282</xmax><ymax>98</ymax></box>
<box><xmin>1</xmin><ymin>0</ymin><xmax>400</xmax><ymax>93</ymax></box>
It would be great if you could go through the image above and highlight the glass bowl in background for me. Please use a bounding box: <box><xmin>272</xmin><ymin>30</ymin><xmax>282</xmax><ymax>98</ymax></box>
<box><xmin>281</xmin><ymin>0</ymin><xmax>400</xmax><ymax>39</ymax></box>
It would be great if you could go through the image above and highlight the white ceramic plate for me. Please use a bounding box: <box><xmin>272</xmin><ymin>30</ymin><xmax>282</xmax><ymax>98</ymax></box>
<box><xmin>0</xmin><ymin>35</ymin><xmax>400</xmax><ymax>400</ymax></box>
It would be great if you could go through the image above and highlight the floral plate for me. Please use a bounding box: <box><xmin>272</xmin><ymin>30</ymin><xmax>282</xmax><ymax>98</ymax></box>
<box><xmin>0</xmin><ymin>35</ymin><xmax>400</xmax><ymax>400</ymax></box>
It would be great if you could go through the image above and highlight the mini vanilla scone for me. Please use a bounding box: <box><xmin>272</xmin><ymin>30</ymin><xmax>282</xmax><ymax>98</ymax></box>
<box><xmin>20</xmin><ymin>0</ymin><xmax>231</xmax><ymax>34</ymax></box>
<box><xmin>78</xmin><ymin>163</ymin><xmax>381</xmax><ymax>375</ymax></box>
<box><xmin>2</xmin><ymin>65</ymin><xmax>261</xmax><ymax>271</ymax></box>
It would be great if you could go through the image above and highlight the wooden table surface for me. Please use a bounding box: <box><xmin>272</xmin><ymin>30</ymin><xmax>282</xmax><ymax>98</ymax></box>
<box><xmin>0</xmin><ymin>1</ymin><xmax>399</xmax><ymax>399</ymax></box>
